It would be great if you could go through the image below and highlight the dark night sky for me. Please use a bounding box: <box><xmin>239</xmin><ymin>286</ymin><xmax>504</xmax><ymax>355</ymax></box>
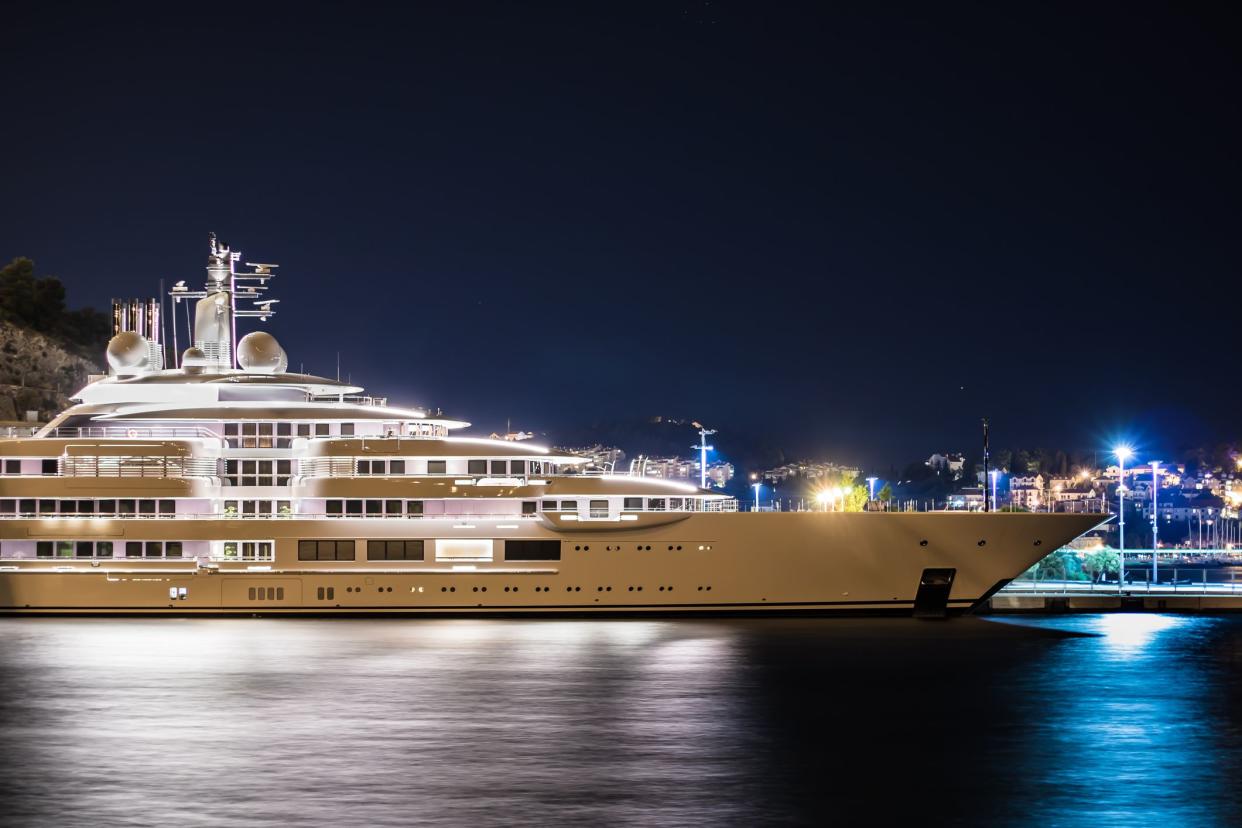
<box><xmin>3</xmin><ymin>2</ymin><xmax>1238</xmax><ymax>468</ymax></box>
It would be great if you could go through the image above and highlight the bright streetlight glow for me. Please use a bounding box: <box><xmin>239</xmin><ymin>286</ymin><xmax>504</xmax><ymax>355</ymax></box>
<box><xmin>816</xmin><ymin>490</ymin><xmax>832</xmax><ymax>511</ymax></box>
<box><xmin>1114</xmin><ymin>444</ymin><xmax>1132</xmax><ymax>593</ymax></box>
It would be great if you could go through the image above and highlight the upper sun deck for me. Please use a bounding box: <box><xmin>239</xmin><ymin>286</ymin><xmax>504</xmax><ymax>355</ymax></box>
<box><xmin>75</xmin><ymin>369</ymin><xmax>363</xmax><ymax>407</ymax></box>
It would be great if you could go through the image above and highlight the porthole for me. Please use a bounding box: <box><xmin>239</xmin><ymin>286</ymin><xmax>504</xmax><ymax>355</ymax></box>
<box><xmin>504</xmin><ymin>587</ymin><xmax>510</xmax><ymax>592</ymax></box>
<box><xmin>574</xmin><ymin>586</ymin><xmax>581</xmax><ymax>592</ymax></box>
<box><xmin>636</xmin><ymin>586</ymin><xmax>642</xmax><ymax>592</ymax></box>
<box><xmin>628</xmin><ymin>586</ymin><xmax>634</xmax><ymax>592</ymax></box>
<box><xmin>1034</xmin><ymin>539</ymin><xmax>1043</xmax><ymax>547</ymax></box>
<box><xmin>706</xmin><ymin>586</ymin><xmax>712</xmax><ymax>591</ymax></box>
<box><xmin>919</xmin><ymin>539</ymin><xmax>929</xmax><ymax>547</ymax></box>
<box><xmin>450</xmin><ymin>586</ymin><xmax>456</xmax><ymax>593</ymax></box>
<box><xmin>977</xmin><ymin>540</ymin><xmax>986</xmax><ymax>547</ymax></box>
<box><xmin>512</xmin><ymin>587</ymin><xmax>518</xmax><ymax>592</ymax></box>
<box><xmin>583</xmin><ymin>545</ymin><xmax>590</xmax><ymax>551</ymax></box>
<box><xmin>659</xmin><ymin>586</ymin><xmax>664</xmax><ymax>592</ymax></box>
<box><xmin>606</xmin><ymin>586</ymin><xmax>612</xmax><ymax>592</ymax></box>
<box><xmin>567</xmin><ymin>586</ymin><xmax>573</xmax><ymax>592</ymax></box>
<box><xmin>698</xmin><ymin>545</ymin><xmax>704</xmax><ymax>551</ymax></box>
<box><xmin>697</xmin><ymin>586</ymin><xmax>703</xmax><ymax>591</ymax></box>
<box><xmin>575</xmin><ymin>545</ymin><xmax>581</xmax><ymax>551</ymax></box>
<box><xmin>676</xmin><ymin>545</ymin><xmax>682</xmax><ymax>551</ymax></box>
<box><xmin>597</xmin><ymin>586</ymin><xmax>603</xmax><ymax>592</ymax></box>
<box><xmin>481</xmin><ymin>587</ymin><xmax>487</xmax><ymax>592</ymax></box>
<box><xmin>667</xmin><ymin>545</ymin><xmax>673</xmax><ymax>551</ymax></box>
<box><xmin>473</xmin><ymin>587</ymin><xmax>479</xmax><ymax>593</ymax></box>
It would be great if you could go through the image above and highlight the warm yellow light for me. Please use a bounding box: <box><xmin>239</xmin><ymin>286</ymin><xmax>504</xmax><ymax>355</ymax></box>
<box><xmin>815</xmin><ymin>490</ymin><xmax>832</xmax><ymax>505</ymax></box>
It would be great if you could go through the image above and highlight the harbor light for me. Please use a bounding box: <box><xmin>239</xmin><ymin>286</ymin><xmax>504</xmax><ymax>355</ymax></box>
<box><xmin>816</xmin><ymin>490</ymin><xmax>832</xmax><ymax>512</ymax></box>
<box><xmin>1114</xmin><ymin>444</ymin><xmax>1133</xmax><ymax>593</ymax></box>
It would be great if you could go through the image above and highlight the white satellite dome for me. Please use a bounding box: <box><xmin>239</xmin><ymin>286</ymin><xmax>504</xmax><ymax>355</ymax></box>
<box><xmin>181</xmin><ymin>347</ymin><xmax>208</xmax><ymax>374</ymax></box>
<box><xmin>237</xmin><ymin>331</ymin><xmax>288</xmax><ymax>373</ymax></box>
<box><xmin>106</xmin><ymin>331</ymin><xmax>149</xmax><ymax>374</ymax></box>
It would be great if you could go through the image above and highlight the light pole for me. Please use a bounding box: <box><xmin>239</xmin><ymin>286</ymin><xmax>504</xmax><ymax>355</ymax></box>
<box><xmin>989</xmin><ymin>470</ymin><xmax>999</xmax><ymax>513</ymax></box>
<box><xmin>1115</xmin><ymin>445</ymin><xmax>1133</xmax><ymax>591</ymax></box>
<box><xmin>750</xmin><ymin>473</ymin><xmax>761</xmax><ymax>512</ymax></box>
<box><xmin>1151</xmin><ymin>460</ymin><xmax>1161</xmax><ymax>584</ymax></box>
<box><xmin>816</xmin><ymin>490</ymin><xmax>831</xmax><ymax>512</ymax></box>
<box><xmin>692</xmin><ymin>424</ymin><xmax>716</xmax><ymax>489</ymax></box>
<box><xmin>866</xmin><ymin>477</ymin><xmax>877</xmax><ymax>501</ymax></box>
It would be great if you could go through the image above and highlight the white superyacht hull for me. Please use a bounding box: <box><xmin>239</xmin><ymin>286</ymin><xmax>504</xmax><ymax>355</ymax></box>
<box><xmin>0</xmin><ymin>512</ymin><xmax>1105</xmax><ymax>616</ymax></box>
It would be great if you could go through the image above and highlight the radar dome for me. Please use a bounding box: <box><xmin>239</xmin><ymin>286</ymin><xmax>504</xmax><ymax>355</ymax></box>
<box><xmin>237</xmin><ymin>331</ymin><xmax>288</xmax><ymax>373</ymax></box>
<box><xmin>106</xmin><ymin>331</ymin><xmax>150</xmax><ymax>374</ymax></box>
<box><xmin>181</xmin><ymin>347</ymin><xmax>207</xmax><ymax>375</ymax></box>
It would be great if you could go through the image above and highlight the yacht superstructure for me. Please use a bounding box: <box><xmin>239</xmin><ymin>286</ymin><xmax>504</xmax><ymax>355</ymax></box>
<box><xmin>0</xmin><ymin>238</ymin><xmax>1105</xmax><ymax>615</ymax></box>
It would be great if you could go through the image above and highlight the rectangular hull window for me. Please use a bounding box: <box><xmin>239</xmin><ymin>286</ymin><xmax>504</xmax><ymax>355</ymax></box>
<box><xmin>367</xmin><ymin>540</ymin><xmax>424</xmax><ymax>561</ymax></box>
<box><xmin>505</xmin><ymin>540</ymin><xmax>560</xmax><ymax>561</ymax></box>
<box><xmin>434</xmin><ymin>539</ymin><xmax>493</xmax><ymax>562</ymax></box>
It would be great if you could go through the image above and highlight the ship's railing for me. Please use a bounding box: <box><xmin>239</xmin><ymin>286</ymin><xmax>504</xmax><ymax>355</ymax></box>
<box><xmin>0</xmin><ymin>426</ymin><xmax>42</xmax><ymax>438</ymax></box>
<box><xmin>328</xmin><ymin>395</ymin><xmax>389</xmax><ymax>407</ymax></box>
<box><xmin>59</xmin><ymin>457</ymin><xmax>219</xmax><ymax>478</ymax></box>
<box><xmin>40</xmin><ymin>426</ymin><xmax>223</xmax><ymax>440</ymax></box>
<box><xmin>0</xmin><ymin>511</ymin><xmax>544</xmax><ymax>520</ymax></box>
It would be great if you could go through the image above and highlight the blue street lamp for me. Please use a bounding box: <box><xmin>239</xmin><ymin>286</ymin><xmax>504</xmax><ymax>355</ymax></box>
<box><xmin>1151</xmin><ymin>460</ymin><xmax>1161</xmax><ymax>584</ymax></box>
<box><xmin>1114</xmin><ymin>445</ymin><xmax>1133</xmax><ymax>592</ymax></box>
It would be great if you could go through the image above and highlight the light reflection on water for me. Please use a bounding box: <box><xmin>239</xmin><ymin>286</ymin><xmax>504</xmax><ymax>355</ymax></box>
<box><xmin>0</xmin><ymin>615</ymin><xmax>1240</xmax><ymax>827</ymax></box>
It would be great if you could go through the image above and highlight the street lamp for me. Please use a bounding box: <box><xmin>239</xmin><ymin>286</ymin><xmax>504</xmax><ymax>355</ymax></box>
<box><xmin>816</xmin><ymin>490</ymin><xmax>831</xmax><ymax>512</ymax></box>
<box><xmin>866</xmin><ymin>477</ymin><xmax>877</xmax><ymax>501</ymax></box>
<box><xmin>1114</xmin><ymin>445</ymin><xmax>1133</xmax><ymax>592</ymax></box>
<box><xmin>1151</xmin><ymin>460</ymin><xmax>1161</xmax><ymax>584</ymax></box>
<box><xmin>989</xmin><ymin>470</ymin><xmax>999</xmax><ymax>513</ymax></box>
<box><xmin>750</xmin><ymin>473</ymin><xmax>761</xmax><ymax>512</ymax></box>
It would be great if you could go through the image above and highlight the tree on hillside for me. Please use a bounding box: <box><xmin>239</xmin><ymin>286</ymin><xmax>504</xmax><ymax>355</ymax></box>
<box><xmin>877</xmin><ymin>483</ymin><xmax>893</xmax><ymax>502</ymax></box>
<box><xmin>0</xmin><ymin>257</ymin><xmax>109</xmax><ymax>354</ymax></box>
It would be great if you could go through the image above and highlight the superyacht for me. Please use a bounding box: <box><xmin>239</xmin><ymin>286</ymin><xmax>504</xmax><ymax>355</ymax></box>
<box><xmin>0</xmin><ymin>237</ymin><xmax>1105</xmax><ymax>615</ymax></box>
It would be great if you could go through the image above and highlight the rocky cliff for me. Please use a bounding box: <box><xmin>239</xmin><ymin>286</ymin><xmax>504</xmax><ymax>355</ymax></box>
<box><xmin>0</xmin><ymin>321</ymin><xmax>101</xmax><ymax>422</ymax></box>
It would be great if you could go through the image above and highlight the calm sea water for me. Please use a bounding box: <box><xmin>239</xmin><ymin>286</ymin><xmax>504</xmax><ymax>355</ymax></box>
<box><xmin>0</xmin><ymin>614</ymin><xmax>1240</xmax><ymax>827</ymax></box>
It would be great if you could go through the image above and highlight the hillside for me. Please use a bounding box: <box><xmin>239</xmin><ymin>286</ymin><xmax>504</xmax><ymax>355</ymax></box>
<box><xmin>0</xmin><ymin>321</ymin><xmax>101</xmax><ymax>423</ymax></box>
